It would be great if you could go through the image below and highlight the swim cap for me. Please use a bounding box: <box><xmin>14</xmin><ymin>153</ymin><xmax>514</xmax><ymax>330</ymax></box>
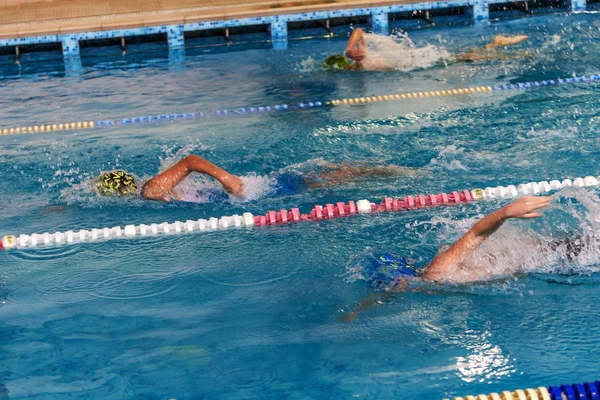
<box><xmin>324</xmin><ymin>54</ymin><xmax>351</xmax><ymax>70</ymax></box>
<box><xmin>96</xmin><ymin>170</ymin><xmax>138</xmax><ymax>196</ymax></box>
<box><xmin>364</xmin><ymin>252</ymin><xmax>419</xmax><ymax>289</ymax></box>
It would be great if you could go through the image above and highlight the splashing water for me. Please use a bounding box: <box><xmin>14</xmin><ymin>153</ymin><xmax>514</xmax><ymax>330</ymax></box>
<box><xmin>175</xmin><ymin>173</ymin><xmax>276</xmax><ymax>204</ymax></box>
<box><xmin>346</xmin><ymin>189</ymin><xmax>600</xmax><ymax>289</ymax></box>
<box><xmin>449</xmin><ymin>189</ymin><xmax>600</xmax><ymax>282</ymax></box>
<box><xmin>298</xmin><ymin>57</ymin><xmax>320</xmax><ymax>73</ymax></box>
<box><xmin>360</xmin><ymin>32</ymin><xmax>452</xmax><ymax>72</ymax></box>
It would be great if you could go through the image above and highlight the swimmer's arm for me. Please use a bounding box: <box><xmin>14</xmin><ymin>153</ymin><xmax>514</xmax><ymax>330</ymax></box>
<box><xmin>142</xmin><ymin>155</ymin><xmax>244</xmax><ymax>201</ymax></box>
<box><xmin>345</xmin><ymin>28</ymin><xmax>366</xmax><ymax>61</ymax></box>
<box><xmin>421</xmin><ymin>196</ymin><xmax>551</xmax><ymax>282</ymax></box>
<box><xmin>307</xmin><ymin>164</ymin><xmax>418</xmax><ymax>188</ymax></box>
<box><xmin>340</xmin><ymin>279</ymin><xmax>421</xmax><ymax>322</ymax></box>
<box><xmin>339</xmin><ymin>291</ymin><xmax>394</xmax><ymax>322</ymax></box>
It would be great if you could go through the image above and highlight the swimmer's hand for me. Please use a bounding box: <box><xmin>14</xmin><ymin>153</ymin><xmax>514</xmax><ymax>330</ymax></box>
<box><xmin>502</xmin><ymin>196</ymin><xmax>551</xmax><ymax>219</ymax></box>
<box><xmin>345</xmin><ymin>48</ymin><xmax>366</xmax><ymax>61</ymax></box>
<box><xmin>220</xmin><ymin>174</ymin><xmax>245</xmax><ymax>197</ymax></box>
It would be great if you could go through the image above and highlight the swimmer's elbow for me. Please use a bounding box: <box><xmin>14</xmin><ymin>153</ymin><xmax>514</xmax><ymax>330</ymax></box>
<box><xmin>141</xmin><ymin>185</ymin><xmax>165</xmax><ymax>202</ymax></box>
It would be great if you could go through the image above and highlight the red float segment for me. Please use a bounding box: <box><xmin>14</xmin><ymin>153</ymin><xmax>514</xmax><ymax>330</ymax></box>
<box><xmin>336</xmin><ymin>202</ymin><xmax>345</xmax><ymax>216</ymax></box>
<box><xmin>324</xmin><ymin>204</ymin><xmax>335</xmax><ymax>219</ymax></box>
<box><xmin>266</xmin><ymin>211</ymin><xmax>277</xmax><ymax>225</ymax></box>
<box><xmin>450</xmin><ymin>191</ymin><xmax>460</xmax><ymax>203</ymax></box>
<box><xmin>312</xmin><ymin>205</ymin><xmax>323</xmax><ymax>220</ymax></box>
<box><xmin>416</xmin><ymin>195</ymin><xmax>427</xmax><ymax>207</ymax></box>
<box><xmin>461</xmin><ymin>190</ymin><xmax>473</xmax><ymax>202</ymax></box>
<box><xmin>406</xmin><ymin>196</ymin><xmax>415</xmax><ymax>208</ymax></box>
<box><xmin>383</xmin><ymin>197</ymin><xmax>393</xmax><ymax>211</ymax></box>
<box><xmin>278</xmin><ymin>209</ymin><xmax>288</xmax><ymax>224</ymax></box>
<box><xmin>439</xmin><ymin>193</ymin><xmax>449</xmax><ymax>204</ymax></box>
<box><xmin>428</xmin><ymin>194</ymin><xmax>437</xmax><ymax>205</ymax></box>
<box><xmin>347</xmin><ymin>201</ymin><xmax>357</xmax><ymax>215</ymax></box>
<box><xmin>291</xmin><ymin>208</ymin><xmax>301</xmax><ymax>222</ymax></box>
<box><xmin>0</xmin><ymin>240</ymin><xmax>3</xmax><ymax>251</ymax></box>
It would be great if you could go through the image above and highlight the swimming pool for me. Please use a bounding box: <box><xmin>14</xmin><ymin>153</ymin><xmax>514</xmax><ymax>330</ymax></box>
<box><xmin>1</xmin><ymin>12</ymin><xmax>600</xmax><ymax>399</ymax></box>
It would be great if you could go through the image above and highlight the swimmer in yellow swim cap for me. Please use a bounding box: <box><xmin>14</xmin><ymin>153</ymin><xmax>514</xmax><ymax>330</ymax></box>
<box><xmin>96</xmin><ymin>155</ymin><xmax>419</xmax><ymax>203</ymax></box>
<box><xmin>324</xmin><ymin>28</ymin><xmax>530</xmax><ymax>71</ymax></box>
<box><xmin>96</xmin><ymin>154</ymin><xmax>245</xmax><ymax>202</ymax></box>
<box><xmin>96</xmin><ymin>170</ymin><xmax>139</xmax><ymax>196</ymax></box>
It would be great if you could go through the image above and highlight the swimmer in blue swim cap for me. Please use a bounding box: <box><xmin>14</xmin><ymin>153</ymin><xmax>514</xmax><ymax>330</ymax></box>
<box><xmin>325</xmin><ymin>28</ymin><xmax>529</xmax><ymax>71</ymax></box>
<box><xmin>95</xmin><ymin>154</ymin><xmax>418</xmax><ymax>203</ymax></box>
<box><xmin>342</xmin><ymin>196</ymin><xmax>552</xmax><ymax>321</ymax></box>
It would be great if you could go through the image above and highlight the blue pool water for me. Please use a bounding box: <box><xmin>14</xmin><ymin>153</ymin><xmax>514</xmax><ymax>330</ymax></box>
<box><xmin>1</xmin><ymin>13</ymin><xmax>600</xmax><ymax>399</ymax></box>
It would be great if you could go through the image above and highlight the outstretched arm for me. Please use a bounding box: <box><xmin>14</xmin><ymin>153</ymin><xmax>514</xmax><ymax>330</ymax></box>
<box><xmin>306</xmin><ymin>164</ymin><xmax>419</xmax><ymax>189</ymax></box>
<box><xmin>485</xmin><ymin>34</ymin><xmax>528</xmax><ymax>49</ymax></box>
<box><xmin>421</xmin><ymin>196</ymin><xmax>551</xmax><ymax>282</ymax></box>
<box><xmin>142</xmin><ymin>154</ymin><xmax>244</xmax><ymax>202</ymax></box>
<box><xmin>345</xmin><ymin>28</ymin><xmax>367</xmax><ymax>61</ymax></box>
<box><xmin>339</xmin><ymin>291</ymin><xmax>395</xmax><ymax>322</ymax></box>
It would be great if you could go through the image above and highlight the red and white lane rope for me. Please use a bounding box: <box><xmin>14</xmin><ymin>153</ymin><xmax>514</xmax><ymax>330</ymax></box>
<box><xmin>1</xmin><ymin>175</ymin><xmax>599</xmax><ymax>252</ymax></box>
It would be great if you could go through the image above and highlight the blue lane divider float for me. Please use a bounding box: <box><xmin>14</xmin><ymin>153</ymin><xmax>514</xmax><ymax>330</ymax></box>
<box><xmin>451</xmin><ymin>379</ymin><xmax>600</xmax><ymax>400</ymax></box>
<box><xmin>94</xmin><ymin>102</ymin><xmax>323</xmax><ymax>128</ymax></box>
<box><xmin>1</xmin><ymin>73</ymin><xmax>599</xmax><ymax>136</ymax></box>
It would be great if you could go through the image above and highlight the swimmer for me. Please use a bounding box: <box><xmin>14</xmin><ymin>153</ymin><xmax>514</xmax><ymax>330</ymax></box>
<box><xmin>96</xmin><ymin>155</ymin><xmax>244</xmax><ymax>202</ymax></box>
<box><xmin>341</xmin><ymin>196</ymin><xmax>552</xmax><ymax>321</ymax></box>
<box><xmin>324</xmin><ymin>28</ymin><xmax>529</xmax><ymax>70</ymax></box>
<box><xmin>95</xmin><ymin>154</ymin><xmax>418</xmax><ymax>202</ymax></box>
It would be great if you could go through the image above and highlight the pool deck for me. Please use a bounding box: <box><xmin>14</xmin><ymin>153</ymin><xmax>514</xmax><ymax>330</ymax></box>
<box><xmin>1</xmin><ymin>0</ymin><xmax>433</xmax><ymax>39</ymax></box>
<box><xmin>0</xmin><ymin>0</ymin><xmax>587</xmax><ymax>68</ymax></box>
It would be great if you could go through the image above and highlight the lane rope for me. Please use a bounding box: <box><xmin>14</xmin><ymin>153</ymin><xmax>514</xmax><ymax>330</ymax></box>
<box><xmin>1</xmin><ymin>74</ymin><xmax>599</xmax><ymax>136</ymax></box>
<box><xmin>450</xmin><ymin>379</ymin><xmax>600</xmax><ymax>400</ymax></box>
<box><xmin>1</xmin><ymin>174</ymin><xmax>599</xmax><ymax>251</ymax></box>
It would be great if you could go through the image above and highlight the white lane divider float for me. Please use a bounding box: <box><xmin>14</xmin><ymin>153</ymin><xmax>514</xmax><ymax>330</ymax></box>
<box><xmin>1</xmin><ymin>175</ymin><xmax>599</xmax><ymax>252</ymax></box>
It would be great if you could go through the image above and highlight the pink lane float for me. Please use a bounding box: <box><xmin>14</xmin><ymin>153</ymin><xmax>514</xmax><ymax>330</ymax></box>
<box><xmin>1</xmin><ymin>176</ymin><xmax>598</xmax><ymax>251</ymax></box>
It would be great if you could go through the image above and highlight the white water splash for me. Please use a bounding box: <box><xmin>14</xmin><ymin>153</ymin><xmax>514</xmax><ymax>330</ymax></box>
<box><xmin>428</xmin><ymin>145</ymin><xmax>469</xmax><ymax>171</ymax></box>
<box><xmin>174</xmin><ymin>173</ymin><xmax>276</xmax><ymax>204</ymax></box>
<box><xmin>360</xmin><ymin>32</ymin><xmax>452</xmax><ymax>72</ymax></box>
<box><xmin>346</xmin><ymin>189</ymin><xmax>600</xmax><ymax>288</ymax></box>
<box><xmin>444</xmin><ymin>189</ymin><xmax>600</xmax><ymax>282</ymax></box>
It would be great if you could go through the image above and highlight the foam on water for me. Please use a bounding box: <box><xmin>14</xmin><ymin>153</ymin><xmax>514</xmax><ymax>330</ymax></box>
<box><xmin>360</xmin><ymin>32</ymin><xmax>452</xmax><ymax>72</ymax></box>
<box><xmin>174</xmin><ymin>173</ymin><xmax>276</xmax><ymax>204</ymax></box>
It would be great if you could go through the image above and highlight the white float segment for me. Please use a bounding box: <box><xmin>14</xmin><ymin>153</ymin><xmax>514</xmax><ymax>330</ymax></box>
<box><xmin>584</xmin><ymin>176</ymin><xmax>598</xmax><ymax>186</ymax></box>
<box><xmin>1</xmin><ymin>212</ymin><xmax>256</xmax><ymax>250</ymax></box>
<box><xmin>513</xmin><ymin>390</ymin><xmax>527</xmax><ymax>400</ymax></box>
<box><xmin>537</xmin><ymin>387</ymin><xmax>551</xmax><ymax>400</ymax></box>
<box><xmin>243</xmin><ymin>212</ymin><xmax>255</xmax><ymax>226</ymax></box>
<box><xmin>550</xmin><ymin>180</ymin><xmax>562</xmax><ymax>190</ymax></box>
<box><xmin>538</xmin><ymin>181</ymin><xmax>551</xmax><ymax>192</ymax></box>
<box><xmin>357</xmin><ymin>199</ymin><xmax>372</xmax><ymax>213</ymax></box>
